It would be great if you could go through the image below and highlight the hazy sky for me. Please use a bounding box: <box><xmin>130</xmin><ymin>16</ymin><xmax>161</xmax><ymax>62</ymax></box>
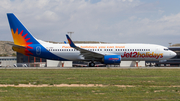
<box><xmin>1</xmin><ymin>0</ymin><xmax>180</xmax><ymax>46</ymax></box>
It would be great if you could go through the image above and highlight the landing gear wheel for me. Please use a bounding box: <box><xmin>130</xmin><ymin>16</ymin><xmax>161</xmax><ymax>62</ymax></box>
<box><xmin>89</xmin><ymin>62</ymin><xmax>95</xmax><ymax>67</ymax></box>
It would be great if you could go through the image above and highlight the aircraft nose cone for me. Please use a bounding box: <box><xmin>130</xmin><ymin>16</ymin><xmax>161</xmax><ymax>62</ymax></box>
<box><xmin>171</xmin><ymin>51</ymin><xmax>177</xmax><ymax>57</ymax></box>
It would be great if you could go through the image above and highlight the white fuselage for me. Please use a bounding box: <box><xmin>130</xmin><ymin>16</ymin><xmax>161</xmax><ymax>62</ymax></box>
<box><xmin>38</xmin><ymin>40</ymin><xmax>176</xmax><ymax>61</ymax></box>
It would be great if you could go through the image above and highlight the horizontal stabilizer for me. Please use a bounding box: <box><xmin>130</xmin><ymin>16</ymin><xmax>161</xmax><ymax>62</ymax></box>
<box><xmin>6</xmin><ymin>43</ymin><xmax>26</xmax><ymax>49</ymax></box>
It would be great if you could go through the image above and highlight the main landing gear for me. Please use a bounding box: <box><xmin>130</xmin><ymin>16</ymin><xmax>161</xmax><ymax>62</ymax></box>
<box><xmin>89</xmin><ymin>62</ymin><xmax>95</xmax><ymax>67</ymax></box>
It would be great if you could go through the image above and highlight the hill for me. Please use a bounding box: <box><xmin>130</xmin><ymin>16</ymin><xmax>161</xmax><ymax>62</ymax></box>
<box><xmin>0</xmin><ymin>41</ymin><xmax>16</xmax><ymax>57</ymax></box>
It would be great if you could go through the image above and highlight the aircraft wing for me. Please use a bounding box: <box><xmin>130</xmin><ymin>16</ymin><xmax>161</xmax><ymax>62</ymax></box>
<box><xmin>66</xmin><ymin>35</ymin><xmax>104</xmax><ymax>60</ymax></box>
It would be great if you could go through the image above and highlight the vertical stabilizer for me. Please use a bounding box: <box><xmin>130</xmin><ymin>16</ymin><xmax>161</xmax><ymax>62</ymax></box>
<box><xmin>7</xmin><ymin>13</ymin><xmax>39</xmax><ymax>47</ymax></box>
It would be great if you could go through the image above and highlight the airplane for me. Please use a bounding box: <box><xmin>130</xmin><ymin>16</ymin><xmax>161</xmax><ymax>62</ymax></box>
<box><xmin>7</xmin><ymin>13</ymin><xmax>177</xmax><ymax>67</ymax></box>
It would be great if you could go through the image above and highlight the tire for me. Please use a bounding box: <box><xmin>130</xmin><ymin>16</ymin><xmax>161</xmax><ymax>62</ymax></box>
<box><xmin>89</xmin><ymin>62</ymin><xmax>95</xmax><ymax>67</ymax></box>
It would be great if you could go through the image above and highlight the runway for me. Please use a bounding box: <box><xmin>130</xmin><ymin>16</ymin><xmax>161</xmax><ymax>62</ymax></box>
<box><xmin>0</xmin><ymin>67</ymin><xmax>180</xmax><ymax>69</ymax></box>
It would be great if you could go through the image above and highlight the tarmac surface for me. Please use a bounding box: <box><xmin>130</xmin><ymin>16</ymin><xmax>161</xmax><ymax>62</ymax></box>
<box><xmin>0</xmin><ymin>67</ymin><xmax>180</xmax><ymax>69</ymax></box>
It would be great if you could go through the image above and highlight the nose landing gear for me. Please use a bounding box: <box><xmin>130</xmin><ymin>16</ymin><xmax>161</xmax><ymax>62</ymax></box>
<box><xmin>89</xmin><ymin>62</ymin><xmax>95</xmax><ymax>67</ymax></box>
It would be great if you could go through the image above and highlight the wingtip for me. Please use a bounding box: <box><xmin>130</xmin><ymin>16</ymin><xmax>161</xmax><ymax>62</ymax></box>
<box><xmin>7</xmin><ymin>13</ymin><xmax>13</xmax><ymax>14</ymax></box>
<box><xmin>66</xmin><ymin>34</ymin><xmax>70</xmax><ymax>39</ymax></box>
<box><xmin>7</xmin><ymin>13</ymin><xmax>14</xmax><ymax>16</ymax></box>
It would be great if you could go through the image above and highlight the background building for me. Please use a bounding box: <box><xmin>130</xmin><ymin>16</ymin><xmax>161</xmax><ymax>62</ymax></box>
<box><xmin>0</xmin><ymin>57</ymin><xmax>16</xmax><ymax>67</ymax></box>
<box><xmin>17</xmin><ymin>52</ymin><xmax>72</xmax><ymax>67</ymax></box>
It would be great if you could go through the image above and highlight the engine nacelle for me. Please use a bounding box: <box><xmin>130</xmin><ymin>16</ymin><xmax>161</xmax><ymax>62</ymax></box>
<box><xmin>103</xmin><ymin>55</ymin><xmax>121</xmax><ymax>64</ymax></box>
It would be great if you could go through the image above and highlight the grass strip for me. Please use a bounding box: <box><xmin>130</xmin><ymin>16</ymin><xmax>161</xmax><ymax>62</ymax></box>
<box><xmin>0</xmin><ymin>87</ymin><xmax>180</xmax><ymax>101</ymax></box>
<box><xmin>0</xmin><ymin>69</ymin><xmax>180</xmax><ymax>86</ymax></box>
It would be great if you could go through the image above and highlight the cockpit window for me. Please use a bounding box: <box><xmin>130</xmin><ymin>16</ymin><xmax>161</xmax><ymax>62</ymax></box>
<box><xmin>164</xmin><ymin>48</ymin><xmax>169</xmax><ymax>51</ymax></box>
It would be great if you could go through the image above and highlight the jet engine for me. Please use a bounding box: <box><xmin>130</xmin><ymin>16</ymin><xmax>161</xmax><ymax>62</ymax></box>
<box><xmin>103</xmin><ymin>55</ymin><xmax>121</xmax><ymax>64</ymax></box>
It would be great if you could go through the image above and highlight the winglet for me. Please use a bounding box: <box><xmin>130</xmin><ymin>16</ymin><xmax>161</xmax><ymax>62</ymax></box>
<box><xmin>66</xmin><ymin>34</ymin><xmax>76</xmax><ymax>48</ymax></box>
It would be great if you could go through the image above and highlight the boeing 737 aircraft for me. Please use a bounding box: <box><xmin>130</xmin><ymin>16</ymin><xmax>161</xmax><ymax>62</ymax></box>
<box><xmin>7</xmin><ymin>13</ymin><xmax>177</xmax><ymax>67</ymax></box>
